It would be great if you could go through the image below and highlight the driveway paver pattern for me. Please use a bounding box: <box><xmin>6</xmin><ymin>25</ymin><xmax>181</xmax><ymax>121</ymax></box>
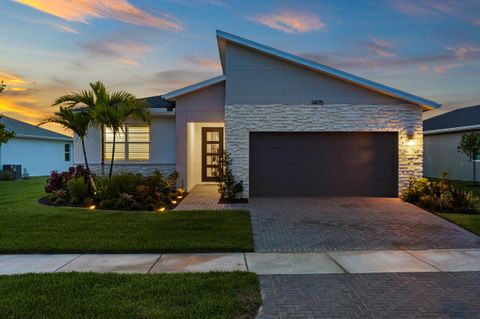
<box><xmin>248</xmin><ymin>197</ymin><xmax>480</xmax><ymax>252</ymax></box>
<box><xmin>258</xmin><ymin>272</ymin><xmax>480</xmax><ymax>319</ymax></box>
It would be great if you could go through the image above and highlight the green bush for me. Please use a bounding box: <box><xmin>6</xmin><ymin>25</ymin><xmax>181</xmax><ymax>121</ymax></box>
<box><xmin>1</xmin><ymin>170</ymin><xmax>13</xmax><ymax>181</ymax></box>
<box><xmin>66</xmin><ymin>177</ymin><xmax>89</xmax><ymax>205</ymax></box>
<box><xmin>93</xmin><ymin>171</ymin><xmax>180</xmax><ymax>211</ymax></box>
<box><xmin>215</xmin><ymin>152</ymin><xmax>243</xmax><ymax>201</ymax></box>
<box><xmin>402</xmin><ymin>175</ymin><xmax>479</xmax><ymax>214</ymax></box>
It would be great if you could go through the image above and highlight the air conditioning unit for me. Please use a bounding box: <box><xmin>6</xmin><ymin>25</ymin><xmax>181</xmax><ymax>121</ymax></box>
<box><xmin>3</xmin><ymin>165</ymin><xmax>22</xmax><ymax>179</ymax></box>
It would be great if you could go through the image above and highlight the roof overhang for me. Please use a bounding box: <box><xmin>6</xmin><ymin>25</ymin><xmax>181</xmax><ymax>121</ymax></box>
<box><xmin>163</xmin><ymin>75</ymin><xmax>225</xmax><ymax>101</ymax></box>
<box><xmin>424</xmin><ymin>124</ymin><xmax>480</xmax><ymax>135</ymax></box>
<box><xmin>14</xmin><ymin>134</ymin><xmax>73</xmax><ymax>142</ymax></box>
<box><xmin>216</xmin><ymin>30</ymin><xmax>441</xmax><ymax>110</ymax></box>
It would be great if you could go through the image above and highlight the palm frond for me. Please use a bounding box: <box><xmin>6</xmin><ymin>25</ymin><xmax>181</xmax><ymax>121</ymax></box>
<box><xmin>38</xmin><ymin>107</ymin><xmax>90</xmax><ymax>137</ymax></box>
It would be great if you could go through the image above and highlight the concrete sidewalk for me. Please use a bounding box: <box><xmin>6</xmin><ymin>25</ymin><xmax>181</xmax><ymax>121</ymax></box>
<box><xmin>1</xmin><ymin>249</ymin><xmax>480</xmax><ymax>275</ymax></box>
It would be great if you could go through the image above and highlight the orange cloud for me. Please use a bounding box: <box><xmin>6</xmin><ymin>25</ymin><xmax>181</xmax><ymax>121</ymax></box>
<box><xmin>251</xmin><ymin>10</ymin><xmax>326</xmax><ymax>33</ymax></box>
<box><xmin>14</xmin><ymin>0</ymin><xmax>183</xmax><ymax>31</ymax></box>
<box><xmin>0</xmin><ymin>72</ymin><xmax>26</xmax><ymax>85</ymax></box>
<box><xmin>0</xmin><ymin>97</ymin><xmax>44</xmax><ymax>119</ymax></box>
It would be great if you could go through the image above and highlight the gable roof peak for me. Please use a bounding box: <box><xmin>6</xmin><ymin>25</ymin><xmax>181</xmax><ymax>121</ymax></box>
<box><xmin>216</xmin><ymin>30</ymin><xmax>440</xmax><ymax>110</ymax></box>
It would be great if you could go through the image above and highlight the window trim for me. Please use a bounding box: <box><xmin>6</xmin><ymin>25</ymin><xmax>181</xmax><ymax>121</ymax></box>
<box><xmin>103</xmin><ymin>124</ymin><xmax>150</xmax><ymax>162</ymax></box>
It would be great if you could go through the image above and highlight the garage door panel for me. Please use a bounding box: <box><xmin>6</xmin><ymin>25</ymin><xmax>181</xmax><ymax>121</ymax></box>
<box><xmin>249</xmin><ymin>132</ymin><xmax>398</xmax><ymax>197</ymax></box>
<box><xmin>251</xmin><ymin>147</ymin><xmax>396</xmax><ymax>165</ymax></box>
<box><xmin>251</xmin><ymin>162</ymin><xmax>396</xmax><ymax>180</ymax></box>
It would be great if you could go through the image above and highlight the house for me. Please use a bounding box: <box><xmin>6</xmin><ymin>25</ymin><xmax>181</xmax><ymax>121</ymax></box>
<box><xmin>424</xmin><ymin>105</ymin><xmax>480</xmax><ymax>181</ymax></box>
<box><xmin>75</xmin><ymin>30</ymin><xmax>440</xmax><ymax>197</ymax></box>
<box><xmin>0</xmin><ymin>116</ymin><xmax>73</xmax><ymax>176</ymax></box>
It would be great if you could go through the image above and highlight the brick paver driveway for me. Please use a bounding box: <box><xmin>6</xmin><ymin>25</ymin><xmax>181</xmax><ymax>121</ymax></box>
<box><xmin>258</xmin><ymin>272</ymin><xmax>480</xmax><ymax>319</ymax></box>
<box><xmin>249</xmin><ymin>197</ymin><xmax>480</xmax><ymax>252</ymax></box>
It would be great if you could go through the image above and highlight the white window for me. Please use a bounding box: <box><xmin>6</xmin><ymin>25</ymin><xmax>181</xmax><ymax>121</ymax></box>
<box><xmin>64</xmin><ymin>144</ymin><xmax>70</xmax><ymax>162</ymax></box>
<box><xmin>104</xmin><ymin>125</ymin><xmax>150</xmax><ymax>161</ymax></box>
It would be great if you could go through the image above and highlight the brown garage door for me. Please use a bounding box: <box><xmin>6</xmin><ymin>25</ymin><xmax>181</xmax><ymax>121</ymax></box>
<box><xmin>249</xmin><ymin>132</ymin><xmax>398</xmax><ymax>197</ymax></box>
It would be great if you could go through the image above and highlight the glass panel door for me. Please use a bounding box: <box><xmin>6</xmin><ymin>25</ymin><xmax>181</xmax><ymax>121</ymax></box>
<box><xmin>202</xmin><ymin>127</ymin><xmax>224</xmax><ymax>182</ymax></box>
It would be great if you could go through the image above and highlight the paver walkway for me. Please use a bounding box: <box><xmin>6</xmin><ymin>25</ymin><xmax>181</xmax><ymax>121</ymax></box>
<box><xmin>1</xmin><ymin>249</ymin><xmax>480</xmax><ymax>275</ymax></box>
<box><xmin>174</xmin><ymin>185</ymin><xmax>248</xmax><ymax>211</ymax></box>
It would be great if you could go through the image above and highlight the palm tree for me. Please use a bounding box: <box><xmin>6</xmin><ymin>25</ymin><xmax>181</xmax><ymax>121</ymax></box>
<box><xmin>89</xmin><ymin>82</ymin><xmax>150</xmax><ymax>178</ymax></box>
<box><xmin>38</xmin><ymin>107</ymin><xmax>92</xmax><ymax>171</ymax></box>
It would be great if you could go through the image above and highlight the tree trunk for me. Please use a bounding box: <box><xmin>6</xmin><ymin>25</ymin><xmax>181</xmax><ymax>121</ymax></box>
<box><xmin>101</xmin><ymin>125</ymin><xmax>105</xmax><ymax>176</ymax></box>
<box><xmin>474</xmin><ymin>159</ymin><xmax>477</xmax><ymax>185</ymax></box>
<box><xmin>109</xmin><ymin>131</ymin><xmax>116</xmax><ymax>179</ymax></box>
<box><xmin>81</xmin><ymin>137</ymin><xmax>90</xmax><ymax>172</ymax></box>
<box><xmin>81</xmin><ymin>137</ymin><xmax>97</xmax><ymax>193</ymax></box>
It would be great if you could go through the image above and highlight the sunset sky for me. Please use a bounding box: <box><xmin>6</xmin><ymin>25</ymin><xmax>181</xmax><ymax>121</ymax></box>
<box><xmin>1</xmin><ymin>0</ymin><xmax>479</xmax><ymax>134</ymax></box>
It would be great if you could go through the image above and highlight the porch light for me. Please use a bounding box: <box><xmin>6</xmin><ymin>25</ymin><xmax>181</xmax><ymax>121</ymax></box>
<box><xmin>406</xmin><ymin>133</ymin><xmax>416</xmax><ymax>147</ymax></box>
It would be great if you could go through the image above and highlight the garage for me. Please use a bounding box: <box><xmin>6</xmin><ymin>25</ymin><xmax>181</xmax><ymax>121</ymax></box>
<box><xmin>249</xmin><ymin>132</ymin><xmax>398</xmax><ymax>197</ymax></box>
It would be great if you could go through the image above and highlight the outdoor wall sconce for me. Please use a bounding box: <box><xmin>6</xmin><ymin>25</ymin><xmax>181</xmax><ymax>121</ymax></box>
<box><xmin>406</xmin><ymin>130</ymin><xmax>416</xmax><ymax>147</ymax></box>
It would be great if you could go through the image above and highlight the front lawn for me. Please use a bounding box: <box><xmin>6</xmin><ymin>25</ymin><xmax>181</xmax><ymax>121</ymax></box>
<box><xmin>437</xmin><ymin>213</ymin><xmax>480</xmax><ymax>236</ymax></box>
<box><xmin>0</xmin><ymin>272</ymin><xmax>261</xmax><ymax>319</ymax></box>
<box><xmin>0</xmin><ymin>177</ymin><xmax>253</xmax><ymax>253</ymax></box>
<box><xmin>424</xmin><ymin>178</ymin><xmax>480</xmax><ymax>236</ymax></box>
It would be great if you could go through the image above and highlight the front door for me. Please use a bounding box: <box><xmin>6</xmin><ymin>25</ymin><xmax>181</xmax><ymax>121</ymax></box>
<box><xmin>202</xmin><ymin>127</ymin><xmax>224</xmax><ymax>182</ymax></box>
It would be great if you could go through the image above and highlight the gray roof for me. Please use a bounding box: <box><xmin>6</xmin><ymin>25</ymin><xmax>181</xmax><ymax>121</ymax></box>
<box><xmin>142</xmin><ymin>95</ymin><xmax>174</xmax><ymax>109</ymax></box>
<box><xmin>0</xmin><ymin>115</ymin><xmax>72</xmax><ymax>141</ymax></box>
<box><xmin>424</xmin><ymin>105</ymin><xmax>480</xmax><ymax>132</ymax></box>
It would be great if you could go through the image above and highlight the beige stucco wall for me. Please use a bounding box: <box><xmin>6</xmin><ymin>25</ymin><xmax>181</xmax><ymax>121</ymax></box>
<box><xmin>175</xmin><ymin>82</ymin><xmax>225</xmax><ymax>189</ymax></box>
<box><xmin>225</xmin><ymin>42</ymin><xmax>405</xmax><ymax>105</ymax></box>
<box><xmin>225</xmin><ymin>104</ymin><xmax>423</xmax><ymax>198</ymax></box>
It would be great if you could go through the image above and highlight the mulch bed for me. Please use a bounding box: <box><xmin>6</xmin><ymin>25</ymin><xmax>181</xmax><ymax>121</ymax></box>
<box><xmin>38</xmin><ymin>193</ymin><xmax>189</xmax><ymax>211</ymax></box>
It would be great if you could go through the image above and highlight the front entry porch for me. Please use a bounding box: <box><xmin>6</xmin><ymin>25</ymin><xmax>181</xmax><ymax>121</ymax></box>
<box><xmin>185</xmin><ymin>122</ymin><xmax>224</xmax><ymax>191</ymax></box>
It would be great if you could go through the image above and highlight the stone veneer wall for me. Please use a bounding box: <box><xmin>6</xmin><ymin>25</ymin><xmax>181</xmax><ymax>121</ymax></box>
<box><xmin>225</xmin><ymin>104</ymin><xmax>423</xmax><ymax>198</ymax></box>
<box><xmin>89</xmin><ymin>163</ymin><xmax>176</xmax><ymax>176</ymax></box>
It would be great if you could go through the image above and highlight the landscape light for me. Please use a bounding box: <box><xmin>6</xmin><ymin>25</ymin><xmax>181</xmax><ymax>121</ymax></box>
<box><xmin>88</xmin><ymin>205</ymin><xmax>96</xmax><ymax>210</ymax></box>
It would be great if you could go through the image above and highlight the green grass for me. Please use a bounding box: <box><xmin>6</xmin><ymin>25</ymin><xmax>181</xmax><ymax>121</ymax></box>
<box><xmin>426</xmin><ymin>178</ymin><xmax>480</xmax><ymax>236</ymax></box>
<box><xmin>0</xmin><ymin>177</ymin><xmax>253</xmax><ymax>253</ymax></box>
<box><xmin>437</xmin><ymin>213</ymin><xmax>480</xmax><ymax>236</ymax></box>
<box><xmin>0</xmin><ymin>272</ymin><xmax>261</xmax><ymax>319</ymax></box>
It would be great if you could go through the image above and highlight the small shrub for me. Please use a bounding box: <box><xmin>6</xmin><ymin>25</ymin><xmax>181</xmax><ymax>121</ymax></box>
<box><xmin>45</xmin><ymin>166</ymin><xmax>91</xmax><ymax>193</ymax></box>
<box><xmin>215</xmin><ymin>152</ymin><xmax>242</xmax><ymax>201</ymax></box>
<box><xmin>22</xmin><ymin>168</ymin><xmax>29</xmax><ymax>180</ymax></box>
<box><xmin>48</xmin><ymin>189</ymin><xmax>68</xmax><ymax>205</ymax></box>
<box><xmin>0</xmin><ymin>170</ymin><xmax>13</xmax><ymax>181</ymax></box>
<box><xmin>402</xmin><ymin>174</ymin><xmax>479</xmax><ymax>214</ymax></box>
<box><xmin>114</xmin><ymin>193</ymin><xmax>136</xmax><ymax>210</ymax></box>
<box><xmin>66</xmin><ymin>177</ymin><xmax>89</xmax><ymax>205</ymax></box>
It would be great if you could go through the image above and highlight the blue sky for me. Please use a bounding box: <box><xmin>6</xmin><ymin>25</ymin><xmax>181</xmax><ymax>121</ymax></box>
<box><xmin>1</xmin><ymin>0</ymin><xmax>479</xmax><ymax>133</ymax></box>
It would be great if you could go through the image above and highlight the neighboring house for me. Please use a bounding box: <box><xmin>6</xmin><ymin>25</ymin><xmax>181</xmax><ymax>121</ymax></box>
<box><xmin>424</xmin><ymin>105</ymin><xmax>480</xmax><ymax>181</ymax></box>
<box><xmin>0</xmin><ymin>116</ymin><xmax>73</xmax><ymax>176</ymax></box>
<box><xmin>75</xmin><ymin>30</ymin><xmax>440</xmax><ymax>198</ymax></box>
